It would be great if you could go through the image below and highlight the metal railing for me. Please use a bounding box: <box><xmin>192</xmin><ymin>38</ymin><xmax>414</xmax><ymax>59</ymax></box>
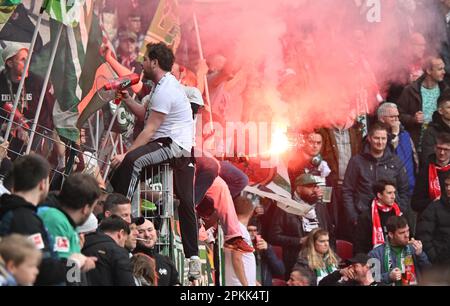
<box><xmin>137</xmin><ymin>164</ymin><xmax>174</xmax><ymax>258</ymax></box>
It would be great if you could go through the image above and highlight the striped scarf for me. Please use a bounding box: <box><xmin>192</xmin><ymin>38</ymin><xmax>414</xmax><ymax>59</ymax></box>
<box><xmin>428</xmin><ymin>163</ymin><xmax>450</xmax><ymax>200</ymax></box>
<box><xmin>372</xmin><ymin>199</ymin><xmax>402</xmax><ymax>248</ymax></box>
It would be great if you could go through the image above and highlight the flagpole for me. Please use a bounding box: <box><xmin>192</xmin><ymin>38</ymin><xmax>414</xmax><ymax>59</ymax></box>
<box><xmin>26</xmin><ymin>23</ymin><xmax>64</xmax><ymax>154</ymax></box>
<box><xmin>95</xmin><ymin>110</ymin><xmax>100</xmax><ymax>152</ymax></box>
<box><xmin>4</xmin><ymin>2</ymin><xmax>48</xmax><ymax>141</ymax></box>
<box><xmin>119</xmin><ymin>133</ymin><xmax>123</xmax><ymax>155</ymax></box>
<box><xmin>99</xmin><ymin>104</ymin><xmax>120</xmax><ymax>153</ymax></box>
<box><xmin>193</xmin><ymin>12</ymin><xmax>214</xmax><ymax>131</ymax></box>
<box><xmin>102</xmin><ymin>133</ymin><xmax>119</xmax><ymax>182</ymax></box>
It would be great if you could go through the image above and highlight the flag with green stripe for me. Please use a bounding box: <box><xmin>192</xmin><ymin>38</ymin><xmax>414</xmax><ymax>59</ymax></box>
<box><xmin>0</xmin><ymin>0</ymin><xmax>21</xmax><ymax>32</ymax></box>
<box><xmin>31</xmin><ymin>0</ymin><xmax>104</xmax><ymax>142</ymax></box>
<box><xmin>44</xmin><ymin>0</ymin><xmax>85</xmax><ymax>27</ymax></box>
<box><xmin>138</xmin><ymin>0</ymin><xmax>181</xmax><ymax>62</ymax></box>
<box><xmin>0</xmin><ymin>0</ymin><xmax>21</xmax><ymax>5</ymax></box>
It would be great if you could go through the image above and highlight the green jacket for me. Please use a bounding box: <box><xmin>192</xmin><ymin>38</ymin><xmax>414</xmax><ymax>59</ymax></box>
<box><xmin>38</xmin><ymin>207</ymin><xmax>80</xmax><ymax>259</ymax></box>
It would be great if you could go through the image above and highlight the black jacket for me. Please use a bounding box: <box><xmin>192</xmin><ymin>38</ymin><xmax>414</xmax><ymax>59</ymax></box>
<box><xmin>421</xmin><ymin>111</ymin><xmax>450</xmax><ymax>165</ymax></box>
<box><xmin>82</xmin><ymin>232</ymin><xmax>135</xmax><ymax>286</ymax></box>
<box><xmin>319</xmin><ymin>270</ymin><xmax>385</xmax><ymax>286</ymax></box>
<box><xmin>257</xmin><ymin>244</ymin><xmax>285</xmax><ymax>286</ymax></box>
<box><xmin>133</xmin><ymin>244</ymin><xmax>180</xmax><ymax>286</ymax></box>
<box><xmin>268</xmin><ymin>202</ymin><xmax>334</xmax><ymax>279</ymax></box>
<box><xmin>0</xmin><ymin>194</ymin><xmax>66</xmax><ymax>285</ymax></box>
<box><xmin>411</xmin><ymin>154</ymin><xmax>450</xmax><ymax>214</ymax></box>
<box><xmin>0</xmin><ymin>70</ymin><xmax>55</xmax><ymax>131</ymax></box>
<box><xmin>416</xmin><ymin>198</ymin><xmax>450</xmax><ymax>265</ymax></box>
<box><xmin>354</xmin><ymin>207</ymin><xmax>410</xmax><ymax>254</ymax></box>
<box><xmin>397</xmin><ymin>74</ymin><xmax>448</xmax><ymax>148</ymax></box>
<box><xmin>342</xmin><ymin>142</ymin><xmax>410</xmax><ymax>223</ymax></box>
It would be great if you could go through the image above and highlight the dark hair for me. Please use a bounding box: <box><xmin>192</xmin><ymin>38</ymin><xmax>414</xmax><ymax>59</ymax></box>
<box><xmin>12</xmin><ymin>154</ymin><xmax>50</xmax><ymax>192</ymax></box>
<box><xmin>248</xmin><ymin>216</ymin><xmax>259</xmax><ymax>228</ymax></box>
<box><xmin>99</xmin><ymin>216</ymin><xmax>130</xmax><ymax>235</ymax></box>
<box><xmin>145</xmin><ymin>42</ymin><xmax>175</xmax><ymax>72</ymax></box>
<box><xmin>368</xmin><ymin>121</ymin><xmax>389</xmax><ymax>137</ymax></box>
<box><xmin>386</xmin><ymin>216</ymin><xmax>408</xmax><ymax>234</ymax></box>
<box><xmin>132</xmin><ymin>216</ymin><xmax>146</xmax><ymax>226</ymax></box>
<box><xmin>436</xmin><ymin>133</ymin><xmax>450</xmax><ymax>145</ymax></box>
<box><xmin>291</xmin><ymin>265</ymin><xmax>315</xmax><ymax>285</ymax></box>
<box><xmin>59</xmin><ymin>173</ymin><xmax>101</xmax><ymax>210</ymax></box>
<box><xmin>373</xmin><ymin>180</ymin><xmax>396</xmax><ymax>196</ymax></box>
<box><xmin>104</xmin><ymin>193</ymin><xmax>130</xmax><ymax>214</ymax></box>
<box><xmin>438</xmin><ymin>90</ymin><xmax>450</xmax><ymax>107</ymax></box>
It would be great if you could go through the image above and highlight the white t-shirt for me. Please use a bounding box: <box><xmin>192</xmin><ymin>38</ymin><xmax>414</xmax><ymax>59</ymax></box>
<box><xmin>144</xmin><ymin>73</ymin><xmax>193</xmax><ymax>151</ymax></box>
<box><xmin>224</xmin><ymin>223</ymin><xmax>256</xmax><ymax>286</ymax></box>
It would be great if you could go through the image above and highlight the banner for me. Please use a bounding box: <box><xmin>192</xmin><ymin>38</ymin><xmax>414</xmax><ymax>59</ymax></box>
<box><xmin>0</xmin><ymin>0</ymin><xmax>21</xmax><ymax>32</ymax></box>
<box><xmin>44</xmin><ymin>0</ymin><xmax>86</xmax><ymax>27</ymax></box>
<box><xmin>31</xmin><ymin>0</ymin><xmax>103</xmax><ymax>142</ymax></box>
<box><xmin>138</xmin><ymin>0</ymin><xmax>181</xmax><ymax>62</ymax></box>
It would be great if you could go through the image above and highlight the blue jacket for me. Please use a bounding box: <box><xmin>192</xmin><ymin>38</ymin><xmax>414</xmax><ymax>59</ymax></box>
<box><xmin>368</xmin><ymin>243</ymin><xmax>431</xmax><ymax>284</ymax></box>
<box><xmin>396</xmin><ymin>129</ymin><xmax>416</xmax><ymax>196</ymax></box>
<box><xmin>258</xmin><ymin>244</ymin><xmax>285</xmax><ymax>286</ymax></box>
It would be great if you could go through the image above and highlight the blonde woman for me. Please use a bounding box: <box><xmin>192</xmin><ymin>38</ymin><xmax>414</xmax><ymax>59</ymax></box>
<box><xmin>295</xmin><ymin>228</ymin><xmax>340</xmax><ymax>285</ymax></box>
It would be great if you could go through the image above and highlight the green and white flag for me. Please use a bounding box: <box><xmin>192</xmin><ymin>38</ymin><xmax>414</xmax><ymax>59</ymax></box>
<box><xmin>0</xmin><ymin>0</ymin><xmax>21</xmax><ymax>32</ymax></box>
<box><xmin>32</xmin><ymin>0</ymin><xmax>104</xmax><ymax>142</ymax></box>
<box><xmin>0</xmin><ymin>0</ymin><xmax>21</xmax><ymax>5</ymax></box>
<box><xmin>44</xmin><ymin>0</ymin><xmax>86</xmax><ymax>27</ymax></box>
<box><xmin>138</xmin><ymin>0</ymin><xmax>181</xmax><ymax>62</ymax></box>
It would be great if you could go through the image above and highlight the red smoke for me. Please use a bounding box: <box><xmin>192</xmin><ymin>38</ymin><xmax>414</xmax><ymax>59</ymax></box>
<box><xmin>177</xmin><ymin>0</ymin><xmax>438</xmax><ymax>135</ymax></box>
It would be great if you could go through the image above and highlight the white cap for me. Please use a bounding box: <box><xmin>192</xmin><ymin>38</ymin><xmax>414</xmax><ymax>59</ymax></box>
<box><xmin>76</xmin><ymin>213</ymin><xmax>98</xmax><ymax>234</ymax></box>
<box><xmin>183</xmin><ymin>85</ymin><xmax>204</xmax><ymax>106</ymax></box>
<box><xmin>1</xmin><ymin>42</ymin><xmax>29</xmax><ymax>63</ymax></box>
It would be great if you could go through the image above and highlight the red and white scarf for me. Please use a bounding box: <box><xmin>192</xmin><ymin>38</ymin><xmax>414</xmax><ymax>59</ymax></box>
<box><xmin>428</xmin><ymin>163</ymin><xmax>450</xmax><ymax>200</ymax></box>
<box><xmin>372</xmin><ymin>199</ymin><xmax>402</xmax><ymax>248</ymax></box>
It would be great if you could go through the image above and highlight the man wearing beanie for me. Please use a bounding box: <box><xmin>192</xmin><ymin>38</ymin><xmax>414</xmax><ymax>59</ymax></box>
<box><xmin>0</xmin><ymin>42</ymin><xmax>57</xmax><ymax>159</ymax></box>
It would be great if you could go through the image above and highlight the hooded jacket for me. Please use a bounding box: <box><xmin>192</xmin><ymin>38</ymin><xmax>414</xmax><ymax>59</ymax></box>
<box><xmin>368</xmin><ymin>243</ymin><xmax>431</xmax><ymax>284</ymax></box>
<box><xmin>411</xmin><ymin>154</ymin><xmax>450</xmax><ymax>214</ymax></box>
<box><xmin>416</xmin><ymin>197</ymin><xmax>450</xmax><ymax>265</ymax></box>
<box><xmin>0</xmin><ymin>194</ymin><xmax>66</xmax><ymax>285</ymax></box>
<box><xmin>421</xmin><ymin>111</ymin><xmax>450</xmax><ymax>165</ymax></box>
<box><xmin>132</xmin><ymin>243</ymin><xmax>180</xmax><ymax>286</ymax></box>
<box><xmin>342</xmin><ymin>142</ymin><xmax>410</xmax><ymax>224</ymax></box>
<box><xmin>82</xmin><ymin>232</ymin><xmax>135</xmax><ymax>286</ymax></box>
<box><xmin>397</xmin><ymin>74</ymin><xmax>448</xmax><ymax>148</ymax></box>
<box><xmin>268</xmin><ymin>200</ymin><xmax>334</xmax><ymax>280</ymax></box>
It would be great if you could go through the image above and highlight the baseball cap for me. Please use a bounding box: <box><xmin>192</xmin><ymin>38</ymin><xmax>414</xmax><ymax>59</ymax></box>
<box><xmin>118</xmin><ymin>31</ymin><xmax>137</xmax><ymax>42</ymax></box>
<box><xmin>347</xmin><ymin>253</ymin><xmax>371</xmax><ymax>265</ymax></box>
<box><xmin>128</xmin><ymin>15</ymin><xmax>141</xmax><ymax>21</ymax></box>
<box><xmin>295</xmin><ymin>173</ymin><xmax>322</xmax><ymax>187</ymax></box>
<box><xmin>1</xmin><ymin>42</ymin><xmax>29</xmax><ymax>63</ymax></box>
<box><xmin>184</xmin><ymin>85</ymin><xmax>204</xmax><ymax>106</ymax></box>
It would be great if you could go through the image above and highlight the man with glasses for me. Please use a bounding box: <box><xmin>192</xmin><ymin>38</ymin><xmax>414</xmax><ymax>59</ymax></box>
<box><xmin>378</xmin><ymin>102</ymin><xmax>418</xmax><ymax>196</ymax></box>
<box><xmin>412</xmin><ymin>132</ymin><xmax>450</xmax><ymax>215</ymax></box>
<box><xmin>132</xmin><ymin>217</ymin><xmax>180</xmax><ymax>286</ymax></box>
<box><xmin>421</xmin><ymin>92</ymin><xmax>450</xmax><ymax>164</ymax></box>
